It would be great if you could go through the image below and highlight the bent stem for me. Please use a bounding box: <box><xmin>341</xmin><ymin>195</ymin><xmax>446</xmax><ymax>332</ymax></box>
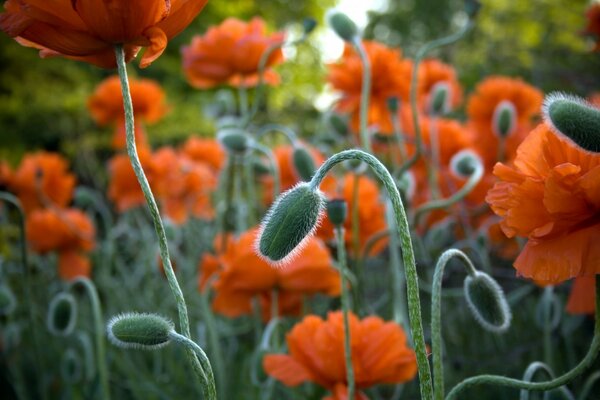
<box><xmin>519</xmin><ymin>362</ymin><xmax>574</xmax><ymax>400</ymax></box>
<box><xmin>352</xmin><ymin>38</ymin><xmax>372</xmax><ymax>153</ymax></box>
<box><xmin>335</xmin><ymin>226</ymin><xmax>356</xmax><ymax>400</ymax></box>
<box><xmin>169</xmin><ymin>331</ymin><xmax>217</xmax><ymax>400</ymax></box>
<box><xmin>431</xmin><ymin>249</ymin><xmax>477</xmax><ymax>400</ymax></box>
<box><xmin>114</xmin><ymin>45</ymin><xmax>206</xmax><ymax>391</ymax></box>
<box><xmin>446</xmin><ymin>275</ymin><xmax>600</xmax><ymax>399</ymax></box>
<box><xmin>69</xmin><ymin>277</ymin><xmax>110</xmax><ymax>400</ymax></box>
<box><xmin>310</xmin><ymin>149</ymin><xmax>433</xmax><ymax>400</ymax></box>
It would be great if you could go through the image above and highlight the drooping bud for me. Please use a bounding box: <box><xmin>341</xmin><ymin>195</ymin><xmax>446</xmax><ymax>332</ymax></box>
<box><xmin>464</xmin><ymin>271</ymin><xmax>512</xmax><ymax>333</ymax></box>
<box><xmin>328</xmin><ymin>113</ymin><xmax>349</xmax><ymax>136</ymax></box>
<box><xmin>107</xmin><ymin>312</ymin><xmax>174</xmax><ymax>350</ymax></box>
<box><xmin>326</xmin><ymin>199</ymin><xmax>348</xmax><ymax>227</ymax></box>
<box><xmin>328</xmin><ymin>11</ymin><xmax>359</xmax><ymax>42</ymax></box>
<box><xmin>251</xmin><ymin>156</ymin><xmax>271</xmax><ymax>176</ymax></box>
<box><xmin>217</xmin><ymin>128</ymin><xmax>251</xmax><ymax>154</ymax></box>
<box><xmin>292</xmin><ymin>145</ymin><xmax>317</xmax><ymax>181</ymax></box>
<box><xmin>0</xmin><ymin>285</ymin><xmax>16</xmax><ymax>316</ymax></box>
<box><xmin>256</xmin><ymin>183</ymin><xmax>325</xmax><ymax>266</ymax></box>
<box><xmin>450</xmin><ymin>150</ymin><xmax>482</xmax><ymax>179</ymax></box>
<box><xmin>543</xmin><ymin>92</ymin><xmax>600</xmax><ymax>153</ymax></box>
<box><xmin>303</xmin><ymin>18</ymin><xmax>317</xmax><ymax>35</ymax></box>
<box><xmin>47</xmin><ymin>292</ymin><xmax>78</xmax><ymax>336</ymax></box>
<box><xmin>492</xmin><ymin>100</ymin><xmax>517</xmax><ymax>138</ymax></box>
<box><xmin>429</xmin><ymin>81</ymin><xmax>451</xmax><ymax>116</ymax></box>
<box><xmin>61</xmin><ymin>348</ymin><xmax>83</xmax><ymax>384</ymax></box>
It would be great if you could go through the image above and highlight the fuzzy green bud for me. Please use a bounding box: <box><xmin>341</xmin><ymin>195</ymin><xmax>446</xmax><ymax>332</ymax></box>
<box><xmin>257</xmin><ymin>183</ymin><xmax>325</xmax><ymax>266</ymax></box>
<box><xmin>47</xmin><ymin>292</ymin><xmax>77</xmax><ymax>336</ymax></box>
<box><xmin>0</xmin><ymin>285</ymin><xmax>16</xmax><ymax>316</ymax></box>
<box><xmin>326</xmin><ymin>199</ymin><xmax>348</xmax><ymax>227</ymax></box>
<box><xmin>303</xmin><ymin>18</ymin><xmax>317</xmax><ymax>35</ymax></box>
<box><xmin>107</xmin><ymin>312</ymin><xmax>174</xmax><ymax>350</ymax></box>
<box><xmin>329</xmin><ymin>113</ymin><xmax>349</xmax><ymax>136</ymax></box>
<box><xmin>450</xmin><ymin>150</ymin><xmax>481</xmax><ymax>179</ymax></box>
<box><xmin>328</xmin><ymin>11</ymin><xmax>359</xmax><ymax>42</ymax></box>
<box><xmin>292</xmin><ymin>145</ymin><xmax>317</xmax><ymax>181</ymax></box>
<box><xmin>464</xmin><ymin>271</ymin><xmax>512</xmax><ymax>333</ymax></box>
<box><xmin>492</xmin><ymin>100</ymin><xmax>516</xmax><ymax>138</ymax></box>
<box><xmin>429</xmin><ymin>82</ymin><xmax>451</xmax><ymax>116</ymax></box>
<box><xmin>251</xmin><ymin>156</ymin><xmax>271</xmax><ymax>176</ymax></box>
<box><xmin>217</xmin><ymin>128</ymin><xmax>251</xmax><ymax>153</ymax></box>
<box><xmin>543</xmin><ymin>93</ymin><xmax>600</xmax><ymax>153</ymax></box>
<box><xmin>386</xmin><ymin>96</ymin><xmax>400</xmax><ymax>113</ymax></box>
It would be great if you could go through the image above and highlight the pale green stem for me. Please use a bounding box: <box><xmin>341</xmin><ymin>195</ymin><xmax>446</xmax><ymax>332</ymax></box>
<box><xmin>270</xmin><ymin>288</ymin><xmax>279</xmax><ymax>350</ymax></box>
<box><xmin>310</xmin><ymin>149</ymin><xmax>433</xmax><ymax>400</ymax></box>
<box><xmin>114</xmin><ymin>45</ymin><xmax>206</xmax><ymax>391</ymax></box>
<box><xmin>238</xmin><ymin>84</ymin><xmax>249</xmax><ymax>120</ymax></box>
<box><xmin>578</xmin><ymin>371</ymin><xmax>600</xmax><ymax>400</ymax></box>
<box><xmin>386</xmin><ymin>200</ymin><xmax>408</xmax><ymax>329</ymax></box>
<box><xmin>199</xmin><ymin>288</ymin><xmax>226</xmax><ymax>399</ymax></box>
<box><xmin>70</xmin><ymin>277</ymin><xmax>110</xmax><ymax>400</ymax></box>
<box><xmin>391</xmin><ymin>111</ymin><xmax>408</xmax><ymax>163</ymax></box>
<box><xmin>335</xmin><ymin>226</ymin><xmax>356</xmax><ymax>400</ymax></box>
<box><xmin>351</xmin><ymin>173</ymin><xmax>361</xmax><ymax>259</ymax></box>
<box><xmin>352</xmin><ymin>38</ymin><xmax>372</xmax><ymax>153</ymax></box>
<box><xmin>168</xmin><ymin>331</ymin><xmax>217</xmax><ymax>400</ymax></box>
<box><xmin>542</xmin><ymin>287</ymin><xmax>556</xmax><ymax>369</ymax></box>
<box><xmin>412</xmin><ymin>163</ymin><xmax>483</xmax><ymax>227</ymax></box>
<box><xmin>427</xmin><ymin>117</ymin><xmax>441</xmax><ymax>199</ymax></box>
<box><xmin>255</xmin><ymin>124</ymin><xmax>298</xmax><ymax>144</ymax></box>
<box><xmin>519</xmin><ymin>362</ymin><xmax>574</xmax><ymax>400</ymax></box>
<box><xmin>251</xmin><ymin>142</ymin><xmax>280</xmax><ymax>199</ymax></box>
<box><xmin>446</xmin><ymin>276</ymin><xmax>600</xmax><ymax>399</ymax></box>
<box><xmin>431</xmin><ymin>249</ymin><xmax>477</xmax><ymax>400</ymax></box>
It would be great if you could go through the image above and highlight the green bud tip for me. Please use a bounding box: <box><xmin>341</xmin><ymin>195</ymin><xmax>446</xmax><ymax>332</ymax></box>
<box><xmin>492</xmin><ymin>100</ymin><xmax>516</xmax><ymax>138</ymax></box>
<box><xmin>326</xmin><ymin>198</ymin><xmax>348</xmax><ymax>227</ymax></box>
<box><xmin>327</xmin><ymin>11</ymin><xmax>359</xmax><ymax>42</ymax></box>
<box><xmin>450</xmin><ymin>150</ymin><xmax>482</xmax><ymax>179</ymax></box>
<box><xmin>386</xmin><ymin>96</ymin><xmax>400</xmax><ymax>113</ymax></box>
<box><xmin>303</xmin><ymin>18</ymin><xmax>317</xmax><ymax>35</ymax></box>
<box><xmin>292</xmin><ymin>145</ymin><xmax>317</xmax><ymax>182</ymax></box>
<box><xmin>256</xmin><ymin>182</ymin><xmax>325</xmax><ymax>267</ymax></box>
<box><xmin>217</xmin><ymin>127</ymin><xmax>251</xmax><ymax>153</ymax></box>
<box><xmin>107</xmin><ymin>312</ymin><xmax>174</xmax><ymax>350</ymax></box>
<box><xmin>429</xmin><ymin>81</ymin><xmax>451</xmax><ymax>116</ymax></box>
<box><xmin>543</xmin><ymin>92</ymin><xmax>600</xmax><ymax>154</ymax></box>
<box><xmin>464</xmin><ymin>271</ymin><xmax>512</xmax><ymax>333</ymax></box>
<box><xmin>47</xmin><ymin>292</ymin><xmax>77</xmax><ymax>337</ymax></box>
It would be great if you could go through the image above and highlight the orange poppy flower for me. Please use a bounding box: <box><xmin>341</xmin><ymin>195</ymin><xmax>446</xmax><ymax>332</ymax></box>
<box><xmin>88</xmin><ymin>75</ymin><xmax>168</xmax><ymax>149</ymax></box>
<box><xmin>566</xmin><ymin>276</ymin><xmax>596</xmax><ymax>315</ymax></box>
<box><xmin>589</xmin><ymin>92</ymin><xmax>600</xmax><ymax>108</ymax></box>
<box><xmin>417</xmin><ymin>58</ymin><xmax>463</xmax><ymax>113</ymax></box>
<box><xmin>328</xmin><ymin>40</ymin><xmax>412</xmax><ymax>135</ymax></box>
<box><xmin>0</xmin><ymin>160</ymin><xmax>13</xmax><ymax>187</ymax></box>
<box><xmin>583</xmin><ymin>3</ymin><xmax>600</xmax><ymax>51</ymax></box>
<box><xmin>318</xmin><ymin>173</ymin><xmax>388</xmax><ymax>255</ymax></box>
<box><xmin>467</xmin><ymin>76</ymin><xmax>543</xmax><ymax>168</ymax></box>
<box><xmin>263</xmin><ymin>311</ymin><xmax>417</xmax><ymax>399</ymax></box>
<box><xmin>8</xmin><ymin>152</ymin><xmax>76</xmax><ymax>214</ymax></box>
<box><xmin>182</xmin><ymin>136</ymin><xmax>226</xmax><ymax>172</ymax></box>
<box><xmin>182</xmin><ymin>17</ymin><xmax>285</xmax><ymax>89</ymax></box>
<box><xmin>486</xmin><ymin>123</ymin><xmax>600</xmax><ymax>284</ymax></box>
<box><xmin>58</xmin><ymin>249</ymin><xmax>92</xmax><ymax>281</ymax></box>
<box><xmin>198</xmin><ymin>227</ymin><xmax>340</xmax><ymax>320</ymax></box>
<box><xmin>0</xmin><ymin>0</ymin><xmax>208</xmax><ymax>68</ymax></box>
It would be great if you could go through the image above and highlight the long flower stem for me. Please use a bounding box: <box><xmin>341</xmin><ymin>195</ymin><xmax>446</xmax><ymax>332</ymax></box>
<box><xmin>310</xmin><ymin>149</ymin><xmax>433</xmax><ymax>400</ymax></box>
<box><xmin>70</xmin><ymin>277</ymin><xmax>110</xmax><ymax>400</ymax></box>
<box><xmin>446</xmin><ymin>276</ymin><xmax>600</xmax><ymax>399</ymax></box>
<box><xmin>169</xmin><ymin>331</ymin><xmax>217</xmax><ymax>400</ymax></box>
<box><xmin>335</xmin><ymin>226</ymin><xmax>356</xmax><ymax>399</ymax></box>
<box><xmin>199</xmin><ymin>289</ymin><xmax>226</xmax><ymax>399</ymax></box>
<box><xmin>114</xmin><ymin>45</ymin><xmax>207</xmax><ymax>392</ymax></box>
<box><xmin>352</xmin><ymin>39</ymin><xmax>372</xmax><ymax>153</ymax></box>
<box><xmin>431</xmin><ymin>249</ymin><xmax>477</xmax><ymax>400</ymax></box>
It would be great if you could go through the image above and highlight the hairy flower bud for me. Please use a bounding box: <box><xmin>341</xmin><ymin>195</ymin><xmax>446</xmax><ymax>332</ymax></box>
<box><xmin>464</xmin><ymin>271</ymin><xmax>512</xmax><ymax>333</ymax></box>
<box><xmin>47</xmin><ymin>292</ymin><xmax>78</xmax><ymax>336</ymax></box>
<box><xmin>429</xmin><ymin>82</ymin><xmax>451</xmax><ymax>116</ymax></box>
<box><xmin>292</xmin><ymin>145</ymin><xmax>317</xmax><ymax>181</ymax></box>
<box><xmin>217</xmin><ymin>128</ymin><xmax>251</xmax><ymax>154</ymax></box>
<box><xmin>328</xmin><ymin>11</ymin><xmax>359</xmax><ymax>42</ymax></box>
<box><xmin>450</xmin><ymin>150</ymin><xmax>482</xmax><ymax>179</ymax></box>
<box><xmin>492</xmin><ymin>100</ymin><xmax>517</xmax><ymax>138</ymax></box>
<box><xmin>256</xmin><ymin>183</ymin><xmax>325</xmax><ymax>266</ymax></box>
<box><xmin>543</xmin><ymin>93</ymin><xmax>600</xmax><ymax>153</ymax></box>
<box><xmin>107</xmin><ymin>312</ymin><xmax>174</xmax><ymax>350</ymax></box>
<box><xmin>326</xmin><ymin>199</ymin><xmax>348</xmax><ymax>227</ymax></box>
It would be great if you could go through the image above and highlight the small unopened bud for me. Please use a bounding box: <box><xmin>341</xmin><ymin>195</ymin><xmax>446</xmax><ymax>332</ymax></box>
<box><xmin>107</xmin><ymin>312</ymin><xmax>174</xmax><ymax>350</ymax></box>
<box><xmin>256</xmin><ymin>183</ymin><xmax>325</xmax><ymax>266</ymax></box>
<box><xmin>217</xmin><ymin>128</ymin><xmax>251</xmax><ymax>154</ymax></box>
<box><xmin>328</xmin><ymin>11</ymin><xmax>359</xmax><ymax>42</ymax></box>
<box><xmin>329</xmin><ymin>113</ymin><xmax>349</xmax><ymax>136</ymax></box>
<box><xmin>47</xmin><ymin>292</ymin><xmax>78</xmax><ymax>336</ymax></box>
<box><xmin>465</xmin><ymin>0</ymin><xmax>482</xmax><ymax>18</ymax></box>
<box><xmin>543</xmin><ymin>93</ymin><xmax>600</xmax><ymax>153</ymax></box>
<box><xmin>61</xmin><ymin>348</ymin><xmax>82</xmax><ymax>384</ymax></box>
<box><xmin>464</xmin><ymin>271</ymin><xmax>512</xmax><ymax>333</ymax></box>
<box><xmin>492</xmin><ymin>100</ymin><xmax>517</xmax><ymax>138</ymax></box>
<box><xmin>387</xmin><ymin>96</ymin><xmax>400</xmax><ymax>113</ymax></box>
<box><xmin>251</xmin><ymin>156</ymin><xmax>271</xmax><ymax>176</ymax></box>
<box><xmin>303</xmin><ymin>18</ymin><xmax>317</xmax><ymax>35</ymax></box>
<box><xmin>326</xmin><ymin>199</ymin><xmax>348</xmax><ymax>227</ymax></box>
<box><xmin>450</xmin><ymin>150</ymin><xmax>482</xmax><ymax>179</ymax></box>
<box><xmin>292</xmin><ymin>145</ymin><xmax>317</xmax><ymax>181</ymax></box>
<box><xmin>429</xmin><ymin>82</ymin><xmax>451</xmax><ymax>116</ymax></box>
<box><xmin>0</xmin><ymin>285</ymin><xmax>16</xmax><ymax>316</ymax></box>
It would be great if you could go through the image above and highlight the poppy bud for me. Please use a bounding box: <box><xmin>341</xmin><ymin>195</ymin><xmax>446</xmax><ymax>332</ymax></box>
<box><xmin>329</xmin><ymin>113</ymin><xmax>349</xmax><ymax>136</ymax></box>
<box><xmin>429</xmin><ymin>82</ymin><xmax>451</xmax><ymax>116</ymax></box>
<box><xmin>303</xmin><ymin>18</ymin><xmax>318</xmax><ymax>35</ymax></box>
<box><xmin>0</xmin><ymin>285</ymin><xmax>16</xmax><ymax>316</ymax></box>
<box><xmin>218</xmin><ymin>128</ymin><xmax>251</xmax><ymax>154</ymax></box>
<box><xmin>463</xmin><ymin>271</ymin><xmax>512</xmax><ymax>333</ymax></box>
<box><xmin>543</xmin><ymin>93</ymin><xmax>600</xmax><ymax>153</ymax></box>
<box><xmin>107</xmin><ymin>312</ymin><xmax>174</xmax><ymax>350</ymax></box>
<box><xmin>450</xmin><ymin>150</ymin><xmax>482</xmax><ymax>179</ymax></box>
<box><xmin>326</xmin><ymin>199</ymin><xmax>348</xmax><ymax>227</ymax></box>
<box><xmin>292</xmin><ymin>145</ymin><xmax>317</xmax><ymax>181</ymax></box>
<box><xmin>47</xmin><ymin>292</ymin><xmax>78</xmax><ymax>337</ymax></box>
<box><xmin>492</xmin><ymin>100</ymin><xmax>517</xmax><ymax>138</ymax></box>
<box><xmin>257</xmin><ymin>183</ymin><xmax>325</xmax><ymax>266</ymax></box>
<box><xmin>465</xmin><ymin>0</ymin><xmax>482</xmax><ymax>18</ymax></box>
<box><xmin>61</xmin><ymin>348</ymin><xmax>83</xmax><ymax>384</ymax></box>
<box><xmin>251</xmin><ymin>156</ymin><xmax>271</xmax><ymax>176</ymax></box>
<box><xmin>386</xmin><ymin>96</ymin><xmax>400</xmax><ymax>114</ymax></box>
<box><xmin>328</xmin><ymin>11</ymin><xmax>359</xmax><ymax>42</ymax></box>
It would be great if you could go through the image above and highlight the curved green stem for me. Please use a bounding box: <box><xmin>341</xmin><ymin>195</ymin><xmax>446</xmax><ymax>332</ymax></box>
<box><xmin>578</xmin><ymin>371</ymin><xmax>600</xmax><ymax>400</ymax></box>
<box><xmin>412</xmin><ymin>163</ymin><xmax>483</xmax><ymax>227</ymax></box>
<box><xmin>431</xmin><ymin>249</ymin><xmax>477</xmax><ymax>400</ymax></box>
<box><xmin>386</xmin><ymin>200</ymin><xmax>408</xmax><ymax>328</ymax></box>
<box><xmin>335</xmin><ymin>226</ymin><xmax>356</xmax><ymax>400</ymax></box>
<box><xmin>70</xmin><ymin>277</ymin><xmax>110</xmax><ymax>400</ymax></box>
<box><xmin>251</xmin><ymin>142</ymin><xmax>280</xmax><ymax>199</ymax></box>
<box><xmin>114</xmin><ymin>45</ymin><xmax>206</xmax><ymax>391</ymax></box>
<box><xmin>310</xmin><ymin>149</ymin><xmax>433</xmax><ymax>400</ymax></box>
<box><xmin>519</xmin><ymin>362</ymin><xmax>574</xmax><ymax>400</ymax></box>
<box><xmin>352</xmin><ymin>38</ymin><xmax>372</xmax><ymax>153</ymax></box>
<box><xmin>199</xmin><ymin>288</ymin><xmax>226</xmax><ymax>399</ymax></box>
<box><xmin>446</xmin><ymin>276</ymin><xmax>600</xmax><ymax>399</ymax></box>
<box><xmin>255</xmin><ymin>124</ymin><xmax>298</xmax><ymax>144</ymax></box>
<box><xmin>168</xmin><ymin>331</ymin><xmax>217</xmax><ymax>400</ymax></box>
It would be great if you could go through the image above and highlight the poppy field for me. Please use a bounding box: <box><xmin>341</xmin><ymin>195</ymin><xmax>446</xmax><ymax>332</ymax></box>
<box><xmin>1</xmin><ymin>0</ymin><xmax>600</xmax><ymax>399</ymax></box>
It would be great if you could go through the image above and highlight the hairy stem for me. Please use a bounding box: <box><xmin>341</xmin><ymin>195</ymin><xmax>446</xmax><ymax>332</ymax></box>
<box><xmin>169</xmin><ymin>331</ymin><xmax>217</xmax><ymax>400</ymax></box>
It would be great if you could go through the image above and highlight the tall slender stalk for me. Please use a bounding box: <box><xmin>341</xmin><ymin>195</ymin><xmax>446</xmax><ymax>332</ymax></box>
<box><xmin>352</xmin><ymin>38</ymin><xmax>372</xmax><ymax>153</ymax></box>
